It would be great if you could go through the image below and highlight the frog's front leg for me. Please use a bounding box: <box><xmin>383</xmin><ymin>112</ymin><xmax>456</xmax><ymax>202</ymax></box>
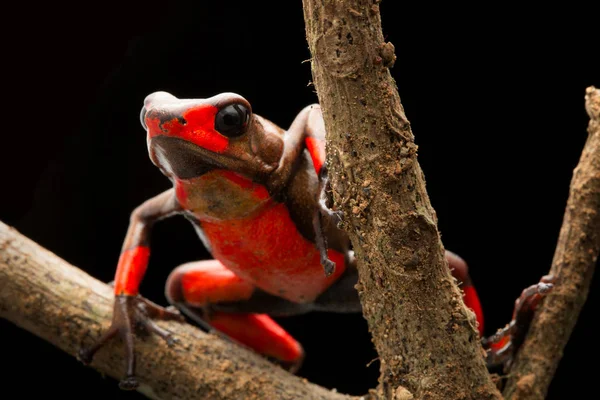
<box><xmin>79</xmin><ymin>189</ymin><xmax>184</xmax><ymax>390</ymax></box>
<box><xmin>483</xmin><ymin>274</ymin><xmax>555</xmax><ymax>370</ymax></box>
<box><xmin>266</xmin><ymin>104</ymin><xmax>319</xmax><ymax>194</ymax></box>
<box><xmin>269</xmin><ymin>104</ymin><xmax>343</xmax><ymax>277</ymax></box>
<box><xmin>312</xmin><ymin>165</ymin><xmax>347</xmax><ymax>277</ymax></box>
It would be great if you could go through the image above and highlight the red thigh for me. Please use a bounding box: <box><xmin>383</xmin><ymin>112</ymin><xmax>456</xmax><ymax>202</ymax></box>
<box><xmin>166</xmin><ymin>260</ymin><xmax>304</xmax><ymax>366</ymax></box>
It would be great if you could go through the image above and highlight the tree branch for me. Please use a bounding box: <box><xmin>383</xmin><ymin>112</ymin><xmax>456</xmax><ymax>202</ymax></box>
<box><xmin>0</xmin><ymin>221</ymin><xmax>355</xmax><ymax>400</ymax></box>
<box><xmin>302</xmin><ymin>1</ymin><xmax>501</xmax><ymax>399</ymax></box>
<box><xmin>503</xmin><ymin>88</ymin><xmax>600</xmax><ymax>399</ymax></box>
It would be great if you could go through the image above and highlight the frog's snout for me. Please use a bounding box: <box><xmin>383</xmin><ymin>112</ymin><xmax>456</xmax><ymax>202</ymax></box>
<box><xmin>144</xmin><ymin>91</ymin><xmax>177</xmax><ymax>108</ymax></box>
<box><xmin>141</xmin><ymin>91</ymin><xmax>180</xmax><ymax>132</ymax></box>
<box><xmin>139</xmin><ymin>106</ymin><xmax>148</xmax><ymax>130</ymax></box>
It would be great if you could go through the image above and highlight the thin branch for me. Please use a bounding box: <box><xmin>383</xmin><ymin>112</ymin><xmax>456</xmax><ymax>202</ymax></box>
<box><xmin>302</xmin><ymin>1</ymin><xmax>501</xmax><ymax>399</ymax></box>
<box><xmin>0</xmin><ymin>221</ymin><xmax>355</xmax><ymax>400</ymax></box>
<box><xmin>503</xmin><ymin>88</ymin><xmax>600</xmax><ymax>399</ymax></box>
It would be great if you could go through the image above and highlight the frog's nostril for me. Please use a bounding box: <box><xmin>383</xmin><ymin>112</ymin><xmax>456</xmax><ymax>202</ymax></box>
<box><xmin>140</xmin><ymin>107</ymin><xmax>148</xmax><ymax>130</ymax></box>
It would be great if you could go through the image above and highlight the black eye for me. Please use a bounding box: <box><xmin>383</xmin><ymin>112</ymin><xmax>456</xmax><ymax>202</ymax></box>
<box><xmin>140</xmin><ymin>106</ymin><xmax>147</xmax><ymax>130</ymax></box>
<box><xmin>215</xmin><ymin>103</ymin><xmax>250</xmax><ymax>137</ymax></box>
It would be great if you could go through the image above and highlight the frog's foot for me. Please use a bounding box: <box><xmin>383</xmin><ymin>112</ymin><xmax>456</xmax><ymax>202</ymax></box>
<box><xmin>312</xmin><ymin>210</ymin><xmax>336</xmax><ymax>277</ymax></box>
<box><xmin>78</xmin><ymin>295</ymin><xmax>184</xmax><ymax>390</ymax></box>
<box><xmin>321</xmin><ymin>257</ymin><xmax>336</xmax><ymax>277</ymax></box>
<box><xmin>483</xmin><ymin>274</ymin><xmax>555</xmax><ymax>370</ymax></box>
<box><xmin>312</xmin><ymin>166</ymin><xmax>345</xmax><ymax>277</ymax></box>
<box><xmin>268</xmin><ymin>352</ymin><xmax>305</xmax><ymax>374</ymax></box>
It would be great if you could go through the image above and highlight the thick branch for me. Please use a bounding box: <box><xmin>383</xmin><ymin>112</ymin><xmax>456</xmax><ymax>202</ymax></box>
<box><xmin>0</xmin><ymin>221</ymin><xmax>354</xmax><ymax>400</ymax></box>
<box><xmin>302</xmin><ymin>1</ymin><xmax>501</xmax><ymax>399</ymax></box>
<box><xmin>503</xmin><ymin>88</ymin><xmax>600</xmax><ymax>399</ymax></box>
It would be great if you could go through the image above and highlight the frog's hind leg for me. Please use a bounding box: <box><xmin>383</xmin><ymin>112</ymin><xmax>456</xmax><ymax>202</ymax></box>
<box><xmin>482</xmin><ymin>274</ymin><xmax>555</xmax><ymax>370</ymax></box>
<box><xmin>165</xmin><ymin>260</ymin><xmax>304</xmax><ymax>372</ymax></box>
<box><xmin>445</xmin><ymin>250</ymin><xmax>485</xmax><ymax>336</ymax></box>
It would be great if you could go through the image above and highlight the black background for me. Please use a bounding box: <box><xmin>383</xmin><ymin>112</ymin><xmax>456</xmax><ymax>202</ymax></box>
<box><xmin>2</xmin><ymin>1</ymin><xmax>598</xmax><ymax>399</ymax></box>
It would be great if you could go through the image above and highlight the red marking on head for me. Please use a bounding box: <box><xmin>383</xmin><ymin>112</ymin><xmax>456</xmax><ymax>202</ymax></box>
<box><xmin>114</xmin><ymin>246</ymin><xmax>150</xmax><ymax>296</ymax></box>
<box><xmin>463</xmin><ymin>285</ymin><xmax>485</xmax><ymax>336</ymax></box>
<box><xmin>209</xmin><ymin>313</ymin><xmax>304</xmax><ymax>362</ymax></box>
<box><xmin>147</xmin><ymin>104</ymin><xmax>229</xmax><ymax>153</ymax></box>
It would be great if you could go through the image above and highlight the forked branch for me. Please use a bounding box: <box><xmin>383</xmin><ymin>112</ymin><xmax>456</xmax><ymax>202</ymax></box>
<box><xmin>503</xmin><ymin>88</ymin><xmax>600</xmax><ymax>400</ymax></box>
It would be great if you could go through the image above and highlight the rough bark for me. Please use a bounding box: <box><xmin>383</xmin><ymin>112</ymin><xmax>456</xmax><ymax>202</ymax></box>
<box><xmin>302</xmin><ymin>1</ymin><xmax>501</xmax><ymax>399</ymax></box>
<box><xmin>502</xmin><ymin>88</ymin><xmax>600</xmax><ymax>400</ymax></box>
<box><xmin>0</xmin><ymin>221</ymin><xmax>355</xmax><ymax>400</ymax></box>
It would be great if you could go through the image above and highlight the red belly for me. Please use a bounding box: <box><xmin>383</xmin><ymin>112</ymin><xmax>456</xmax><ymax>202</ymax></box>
<box><xmin>200</xmin><ymin>202</ymin><xmax>346</xmax><ymax>303</ymax></box>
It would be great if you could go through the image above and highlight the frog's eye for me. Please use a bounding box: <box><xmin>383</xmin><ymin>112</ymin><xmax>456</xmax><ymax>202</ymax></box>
<box><xmin>140</xmin><ymin>106</ymin><xmax>148</xmax><ymax>130</ymax></box>
<box><xmin>215</xmin><ymin>103</ymin><xmax>250</xmax><ymax>137</ymax></box>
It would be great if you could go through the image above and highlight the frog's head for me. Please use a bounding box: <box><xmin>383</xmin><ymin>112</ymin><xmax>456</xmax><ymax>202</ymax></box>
<box><xmin>141</xmin><ymin>91</ymin><xmax>283</xmax><ymax>180</ymax></box>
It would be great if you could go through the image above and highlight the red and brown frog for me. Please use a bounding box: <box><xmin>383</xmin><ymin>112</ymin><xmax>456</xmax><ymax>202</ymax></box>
<box><xmin>79</xmin><ymin>91</ymin><xmax>554</xmax><ymax>389</ymax></box>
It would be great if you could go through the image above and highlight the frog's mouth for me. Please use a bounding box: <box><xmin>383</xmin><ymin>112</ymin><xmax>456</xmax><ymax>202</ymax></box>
<box><xmin>149</xmin><ymin>136</ymin><xmax>228</xmax><ymax>179</ymax></box>
<box><xmin>150</xmin><ymin>136</ymin><xmax>260</xmax><ymax>180</ymax></box>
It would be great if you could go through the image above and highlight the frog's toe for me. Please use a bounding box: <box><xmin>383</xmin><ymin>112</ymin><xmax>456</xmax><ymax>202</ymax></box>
<box><xmin>77</xmin><ymin>348</ymin><xmax>94</xmax><ymax>365</ymax></box>
<box><xmin>139</xmin><ymin>316</ymin><xmax>179</xmax><ymax>347</ymax></box>
<box><xmin>322</xmin><ymin>259</ymin><xmax>336</xmax><ymax>277</ymax></box>
<box><xmin>78</xmin><ymin>323</ymin><xmax>118</xmax><ymax>365</ymax></box>
<box><xmin>119</xmin><ymin>376</ymin><xmax>139</xmax><ymax>390</ymax></box>
<box><xmin>137</xmin><ymin>296</ymin><xmax>185</xmax><ymax>322</ymax></box>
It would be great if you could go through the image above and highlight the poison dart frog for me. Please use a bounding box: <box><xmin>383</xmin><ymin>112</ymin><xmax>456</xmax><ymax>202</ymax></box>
<box><xmin>79</xmin><ymin>91</ymin><xmax>554</xmax><ymax>389</ymax></box>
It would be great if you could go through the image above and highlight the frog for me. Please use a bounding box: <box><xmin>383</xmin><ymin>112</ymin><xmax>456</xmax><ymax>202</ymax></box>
<box><xmin>78</xmin><ymin>91</ymin><xmax>553</xmax><ymax>389</ymax></box>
